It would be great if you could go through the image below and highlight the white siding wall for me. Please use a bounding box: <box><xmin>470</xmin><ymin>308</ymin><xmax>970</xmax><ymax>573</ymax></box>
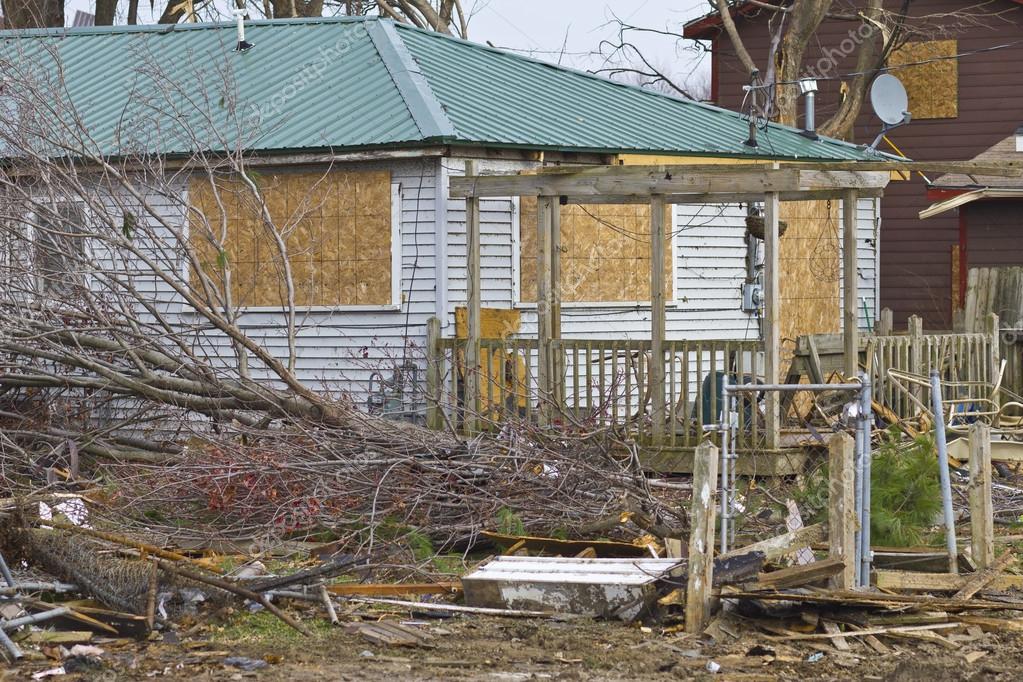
<box><xmin>154</xmin><ymin>158</ymin><xmax>442</xmax><ymax>412</ymax></box>
<box><xmin>102</xmin><ymin>157</ymin><xmax>880</xmax><ymax>419</ymax></box>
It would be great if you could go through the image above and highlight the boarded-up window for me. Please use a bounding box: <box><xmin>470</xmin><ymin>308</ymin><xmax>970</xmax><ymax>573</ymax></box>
<box><xmin>518</xmin><ymin>198</ymin><xmax>672</xmax><ymax>303</ymax></box>
<box><xmin>886</xmin><ymin>40</ymin><xmax>958</xmax><ymax>120</ymax></box>
<box><xmin>189</xmin><ymin>170</ymin><xmax>394</xmax><ymax>307</ymax></box>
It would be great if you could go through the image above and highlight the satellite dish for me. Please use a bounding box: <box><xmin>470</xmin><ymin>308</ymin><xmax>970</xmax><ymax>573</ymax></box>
<box><xmin>870</xmin><ymin>74</ymin><xmax>910</xmax><ymax>125</ymax></box>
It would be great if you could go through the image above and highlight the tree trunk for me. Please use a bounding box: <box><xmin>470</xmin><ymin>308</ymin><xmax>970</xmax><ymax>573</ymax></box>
<box><xmin>95</xmin><ymin>0</ymin><xmax>117</xmax><ymax>25</ymax></box>
<box><xmin>1</xmin><ymin>0</ymin><xmax>63</xmax><ymax>28</ymax></box>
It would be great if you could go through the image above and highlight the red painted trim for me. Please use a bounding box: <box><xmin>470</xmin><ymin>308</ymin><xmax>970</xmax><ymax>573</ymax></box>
<box><xmin>958</xmin><ymin>207</ymin><xmax>969</xmax><ymax>308</ymax></box>
<box><xmin>683</xmin><ymin>2</ymin><xmax>760</xmax><ymax>39</ymax></box>
<box><xmin>710</xmin><ymin>37</ymin><xmax>719</xmax><ymax>103</ymax></box>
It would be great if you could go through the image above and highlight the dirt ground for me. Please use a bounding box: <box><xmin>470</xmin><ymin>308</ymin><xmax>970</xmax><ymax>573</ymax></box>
<box><xmin>7</xmin><ymin>607</ymin><xmax>1023</xmax><ymax>682</ymax></box>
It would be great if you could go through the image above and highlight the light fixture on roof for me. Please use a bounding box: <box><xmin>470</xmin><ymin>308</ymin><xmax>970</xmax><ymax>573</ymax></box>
<box><xmin>798</xmin><ymin>78</ymin><xmax>818</xmax><ymax>140</ymax></box>
<box><xmin>232</xmin><ymin>8</ymin><xmax>254</xmax><ymax>52</ymax></box>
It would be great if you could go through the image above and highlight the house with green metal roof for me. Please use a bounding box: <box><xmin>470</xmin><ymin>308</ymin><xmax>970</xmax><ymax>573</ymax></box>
<box><xmin>0</xmin><ymin>16</ymin><xmax>886</xmax><ymax>420</ymax></box>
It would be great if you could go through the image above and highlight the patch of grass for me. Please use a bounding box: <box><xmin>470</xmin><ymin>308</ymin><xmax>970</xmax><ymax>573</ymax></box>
<box><xmin>213</xmin><ymin>610</ymin><xmax>333</xmax><ymax>643</ymax></box>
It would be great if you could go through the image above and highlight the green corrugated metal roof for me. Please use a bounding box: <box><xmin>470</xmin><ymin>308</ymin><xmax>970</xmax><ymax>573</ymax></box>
<box><xmin>0</xmin><ymin>17</ymin><xmax>881</xmax><ymax>161</ymax></box>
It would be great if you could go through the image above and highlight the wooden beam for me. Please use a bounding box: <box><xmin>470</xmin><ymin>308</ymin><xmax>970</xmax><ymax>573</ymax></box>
<box><xmin>763</xmin><ymin>191</ymin><xmax>781</xmax><ymax>450</ymax></box>
<box><xmin>953</xmin><ymin>551</ymin><xmax>1014</xmax><ymax>600</ymax></box>
<box><xmin>426</xmin><ymin>317</ymin><xmax>443</xmax><ymax>431</ymax></box>
<box><xmin>754</xmin><ymin>557</ymin><xmax>845</xmax><ymax>589</ymax></box>
<box><xmin>537</xmin><ymin>161</ymin><xmax>1023</xmax><ymax>177</ymax></box>
<box><xmin>828</xmin><ymin>433</ymin><xmax>857</xmax><ymax>589</ymax></box>
<box><xmin>650</xmin><ymin>194</ymin><xmax>667</xmax><ymax>444</ymax></box>
<box><xmin>536</xmin><ymin>196</ymin><xmax>554</xmax><ymax>426</ymax></box>
<box><xmin>843</xmin><ymin>189</ymin><xmax>859</xmax><ymax>379</ymax></box>
<box><xmin>541</xmin><ymin>188</ymin><xmax>887</xmax><ymax>205</ymax></box>
<box><xmin>874</xmin><ymin>569</ymin><xmax>1023</xmax><ymax>592</ymax></box>
<box><xmin>551</xmin><ymin>199</ymin><xmax>563</xmax><ymax>412</ymax></box>
<box><xmin>719</xmin><ymin>522</ymin><xmax>828</xmax><ymax>562</ymax></box>
<box><xmin>464</xmin><ymin>161</ymin><xmax>482</xmax><ymax>434</ymax></box>
<box><xmin>686</xmin><ymin>440</ymin><xmax>719</xmax><ymax>634</ymax></box>
<box><xmin>969</xmin><ymin>422</ymin><xmax>995</xmax><ymax>570</ymax></box>
<box><xmin>449</xmin><ymin>168</ymin><xmax>890</xmax><ymax>199</ymax></box>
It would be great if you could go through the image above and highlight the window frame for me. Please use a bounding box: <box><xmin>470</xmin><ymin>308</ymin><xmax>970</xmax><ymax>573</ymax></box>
<box><xmin>186</xmin><ymin>179</ymin><xmax>403</xmax><ymax>314</ymax></box>
<box><xmin>511</xmin><ymin>196</ymin><xmax>679</xmax><ymax>309</ymax></box>
<box><xmin>28</xmin><ymin>202</ymin><xmax>91</xmax><ymax>303</ymax></box>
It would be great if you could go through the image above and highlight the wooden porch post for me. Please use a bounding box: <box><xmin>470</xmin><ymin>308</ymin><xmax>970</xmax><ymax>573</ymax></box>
<box><xmin>465</xmin><ymin>161</ymin><xmax>481</xmax><ymax>433</ymax></box>
<box><xmin>763</xmin><ymin>192</ymin><xmax>781</xmax><ymax>450</ymax></box>
<box><xmin>843</xmin><ymin>189</ymin><xmax>860</xmax><ymax>379</ymax></box>
<box><xmin>650</xmin><ymin>195</ymin><xmax>667</xmax><ymax>444</ymax></box>
<box><xmin>551</xmin><ymin>198</ymin><xmax>563</xmax><ymax>413</ymax></box>
<box><xmin>536</xmin><ymin>196</ymin><xmax>554</xmax><ymax>425</ymax></box>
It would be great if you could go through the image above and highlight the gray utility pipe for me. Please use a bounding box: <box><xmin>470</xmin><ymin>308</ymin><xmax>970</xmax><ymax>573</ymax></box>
<box><xmin>858</xmin><ymin>374</ymin><xmax>874</xmax><ymax>587</ymax></box>
<box><xmin>929</xmin><ymin>370</ymin><xmax>960</xmax><ymax>574</ymax></box>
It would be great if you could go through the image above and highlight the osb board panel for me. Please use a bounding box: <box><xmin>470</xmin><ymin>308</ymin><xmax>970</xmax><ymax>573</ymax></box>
<box><xmin>779</xmin><ymin>199</ymin><xmax>841</xmax><ymax>364</ymax></box>
<box><xmin>454</xmin><ymin>307</ymin><xmax>526</xmax><ymax>411</ymax></box>
<box><xmin>454</xmin><ymin>307</ymin><xmax>522</xmax><ymax>339</ymax></box>
<box><xmin>519</xmin><ymin>197</ymin><xmax>672</xmax><ymax>303</ymax></box>
<box><xmin>887</xmin><ymin>40</ymin><xmax>958</xmax><ymax>120</ymax></box>
<box><xmin>189</xmin><ymin>169</ymin><xmax>391</xmax><ymax>307</ymax></box>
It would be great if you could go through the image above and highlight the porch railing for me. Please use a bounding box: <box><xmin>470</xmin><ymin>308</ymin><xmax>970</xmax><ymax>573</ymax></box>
<box><xmin>427</xmin><ymin>331</ymin><xmax>762</xmax><ymax>449</ymax></box>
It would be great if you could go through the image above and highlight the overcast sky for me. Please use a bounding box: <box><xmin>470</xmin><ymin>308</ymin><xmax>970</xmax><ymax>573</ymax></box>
<box><xmin>69</xmin><ymin>0</ymin><xmax>714</xmax><ymax>93</ymax></box>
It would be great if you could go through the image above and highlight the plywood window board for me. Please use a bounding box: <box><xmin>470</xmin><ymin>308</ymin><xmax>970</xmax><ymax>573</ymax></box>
<box><xmin>886</xmin><ymin>40</ymin><xmax>958</xmax><ymax>120</ymax></box>
<box><xmin>779</xmin><ymin>199</ymin><xmax>842</xmax><ymax>366</ymax></box>
<box><xmin>189</xmin><ymin>169</ymin><xmax>394</xmax><ymax>308</ymax></box>
<box><xmin>518</xmin><ymin>197</ymin><xmax>673</xmax><ymax>303</ymax></box>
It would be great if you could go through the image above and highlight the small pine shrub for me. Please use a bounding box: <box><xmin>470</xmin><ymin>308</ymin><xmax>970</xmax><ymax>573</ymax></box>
<box><xmin>496</xmin><ymin>507</ymin><xmax>526</xmax><ymax>536</ymax></box>
<box><xmin>870</xmin><ymin>433</ymin><xmax>943</xmax><ymax>547</ymax></box>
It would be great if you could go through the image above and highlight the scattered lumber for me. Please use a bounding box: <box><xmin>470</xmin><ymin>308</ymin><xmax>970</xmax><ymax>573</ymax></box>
<box><xmin>719</xmin><ymin>523</ymin><xmax>828</xmax><ymax>563</ymax></box>
<box><xmin>753</xmin><ymin>558</ymin><xmax>844</xmax><ymax>590</ymax></box>
<box><xmin>769</xmin><ymin>622</ymin><xmax>958</xmax><ymax>642</ymax></box>
<box><xmin>874</xmin><ymin>569</ymin><xmax>1023</xmax><ymax>594</ymax></box>
<box><xmin>953</xmin><ymin>552</ymin><xmax>1015</xmax><ymax>600</ymax></box>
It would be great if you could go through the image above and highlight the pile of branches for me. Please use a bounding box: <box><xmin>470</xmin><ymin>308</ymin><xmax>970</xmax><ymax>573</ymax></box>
<box><xmin>91</xmin><ymin>417</ymin><xmax>683</xmax><ymax>553</ymax></box>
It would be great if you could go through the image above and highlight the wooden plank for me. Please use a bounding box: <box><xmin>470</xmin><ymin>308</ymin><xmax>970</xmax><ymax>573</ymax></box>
<box><xmin>464</xmin><ymin>161</ymin><xmax>481</xmax><ymax>434</ymax></box>
<box><xmin>874</xmin><ymin>569</ymin><xmax>1023</xmax><ymax>592</ymax></box>
<box><xmin>449</xmin><ymin>167</ymin><xmax>891</xmax><ymax>199</ymax></box>
<box><xmin>953</xmin><ymin>552</ymin><xmax>1014</xmax><ymax>600</ymax></box>
<box><xmin>650</xmin><ymin>194</ymin><xmax>666</xmax><ymax>444</ymax></box>
<box><xmin>822</xmin><ymin>620</ymin><xmax>851</xmax><ymax>651</ymax></box>
<box><xmin>764</xmin><ymin>190</ymin><xmax>781</xmax><ymax>450</ymax></box>
<box><xmin>536</xmin><ymin>196</ymin><xmax>553</xmax><ymax>426</ymax></box>
<box><xmin>426</xmin><ymin>317</ymin><xmax>443</xmax><ymax>430</ymax></box>
<box><xmin>324</xmin><ymin>583</ymin><xmax>461</xmax><ymax>598</ymax></box>
<box><xmin>828</xmin><ymin>433</ymin><xmax>857</xmax><ymax>589</ymax></box>
<box><xmin>639</xmin><ymin>449</ymin><xmax>810</xmax><ymax>477</ymax></box>
<box><xmin>770</xmin><ymin>623</ymin><xmax>957</xmax><ymax>642</ymax></box>
<box><xmin>843</xmin><ymin>189</ymin><xmax>859</xmax><ymax>379</ymax></box>
<box><xmin>969</xmin><ymin>422</ymin><xmax>995</xmax><ymax>570</ymax></box>
<box><xmin>686</xmin><ymin>440</ymin><xmax>719</xmax><ymax>634</ymax></box>
<box><xmin>753</xmin><ymin>557</ymin><xmax>844</xmax><ymax>589</ymax></box>
<box><xmin>719</xmin><ymin>522</ymin><xmax>828</xmax><ymax>562</ymax></box>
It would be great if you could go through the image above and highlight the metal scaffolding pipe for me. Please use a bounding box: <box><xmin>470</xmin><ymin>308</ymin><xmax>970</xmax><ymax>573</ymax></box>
<box><xmin>930</xmin><ymin>370</ymin><xmax>959</xmax><ymax>574</ymax></box>
<box><xmin>726</xmin><ymin>383</ymin><xmax>863</xmax><ymax>393</ymax></box>
<box><xmin>0</xmin><ymin>626</ymin><xmax>23</xmax><ymax>661</ymax></box>
<box><xmin>859</xmin><ymin>374</ymin><xmax>874</xmax><ymax>587</ymax></box>
<box><xmin>1</xmin><ymin>607</ymin><xmax>71</xmax><ymax>631</ymax></box>
<box><xmin>719</xmin><ymin>375</ymin><xmax>731</xmax><ymax>553</ymax></box>
<box><xmin>0</xmin><ymin>551</ymin><xmax>14</xmax><ymax>588</ymax></box>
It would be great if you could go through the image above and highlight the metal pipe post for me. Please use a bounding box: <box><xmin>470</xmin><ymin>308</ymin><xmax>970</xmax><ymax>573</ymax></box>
<box><xmin>853</xmin><ymin>401</ymin><xmax>864</xmax><ymax>588</ymax></box>
<box><xmin>859</xmin><ymin>374</ymin><xmax>873</xmax><ymax>587</ymax></box>
<box><xmin>728</xmin><ymin>386</ymin><xmax>738</xmax><ymax>549</ymax></box>
<box><xmin>930</xmin><ymin>370</ymin><xmax>959</xmax><ymax>574</ymax></box>
<box><xmin>0</xmin><ymin>626</ymin><xmax>22</xmax><ymax>661</ymax></box>
<box><xmin>719</xmin><ymin>375</ymin><xmax>730</xmax><ymax>554</ymax></box>
<box><xmin>0</xmin><ymin>552</ymin><xmax>14</xmax><ymax>588</ymax></box>
<box><xmin>1</xmin><ymin>607</ymin><xmax>71</xmax><ymax>631</ymax></box>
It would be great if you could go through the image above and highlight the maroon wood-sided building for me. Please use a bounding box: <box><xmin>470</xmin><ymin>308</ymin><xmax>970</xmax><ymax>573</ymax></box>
<box><xmin>685</xmin><ymin>0</ymin><xmax>1023</xmax><ymax>328</ymax></box>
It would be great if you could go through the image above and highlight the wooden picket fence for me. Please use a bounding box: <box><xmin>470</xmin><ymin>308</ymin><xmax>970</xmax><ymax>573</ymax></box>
<box><xmin>427</xmin><ymin>331</ymin><xmax>762</xmax><ymax>449</ymax></box>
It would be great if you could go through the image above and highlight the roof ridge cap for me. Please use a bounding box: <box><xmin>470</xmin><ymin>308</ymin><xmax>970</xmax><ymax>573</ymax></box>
<box><xmin>366</xmin><ymin>19</ymin><xmax>456</xmax><ymax>141</ymax></box>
